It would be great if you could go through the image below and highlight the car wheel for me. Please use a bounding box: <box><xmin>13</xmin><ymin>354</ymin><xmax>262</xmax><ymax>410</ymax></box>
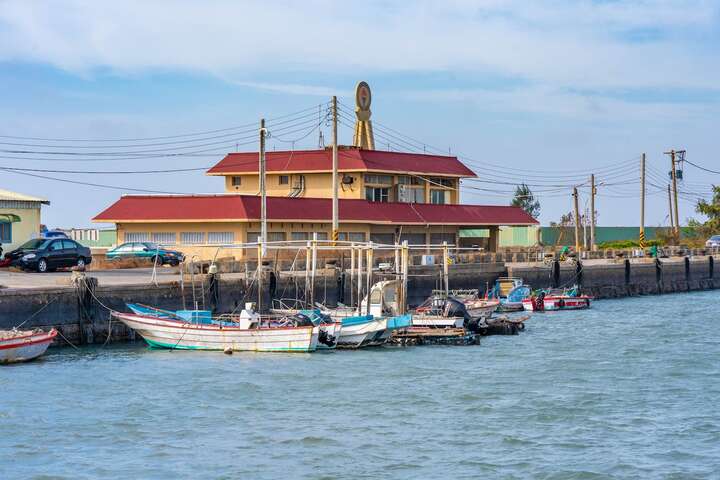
<box><xmin>151</xmin><ymin>255</ymin><xmax>161</xmax><ymax>265</ymax></box>
<box><xmin>77</xmin><ymin>257</ymin><xmax>86</xmax><ymax>268</ymax></box>
<box><xmin>37</xmin><ymin>258</ymin><xmax>48</xmax><ymax>273</ymax></box>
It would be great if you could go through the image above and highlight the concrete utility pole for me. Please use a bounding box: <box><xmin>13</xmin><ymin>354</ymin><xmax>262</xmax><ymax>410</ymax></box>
<box><xmin>259</xmin><ymin>118</ymin><xmax>267</xmax><ymax>256</ymax></box>
<box><xmin>665</xmin><ymin>149</ymin><xmax>681</xmax><ymax>239</ymax></box>
<box><xmin>667</xmin><ymin>184</ymin><xmax>675</xmax><ymax>232</ymax></box>
<box><xmin>590</xmin><ymin>173</ymin><xmax>596</xmax><ymax>251</ymax></box>
<box><xmin>573</xmin><ymin>187</ymin><xmax>581</xmax><ymax>252</ymax></box>
<box><xmin>331</xmin><ymin>96</ymin><xmax>339</xmax><ymax>245</ymax></box>
<box><xmin>640</xmin><ymin>153</ymin><xmax>646</xmax><ymax>248</ymax></box>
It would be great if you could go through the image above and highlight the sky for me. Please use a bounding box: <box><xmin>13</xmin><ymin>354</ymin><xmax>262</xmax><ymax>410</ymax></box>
<box><xmin>0</xmin><ymin>0</ymin><xmax>719</xmax><ymax>228</ymax></box>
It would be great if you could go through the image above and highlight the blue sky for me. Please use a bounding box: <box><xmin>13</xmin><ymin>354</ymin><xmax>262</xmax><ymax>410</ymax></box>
<box><xmin>0</xmin><ymin>0</ymin><xmax>719</xmax><ymax>228</ymax></box>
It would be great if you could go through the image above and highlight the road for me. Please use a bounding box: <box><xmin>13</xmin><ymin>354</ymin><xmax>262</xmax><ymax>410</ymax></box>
<box><xmin>0</xmin><ymin>267</ymin><xmax>184</xmax><ymax>290</ymax></box>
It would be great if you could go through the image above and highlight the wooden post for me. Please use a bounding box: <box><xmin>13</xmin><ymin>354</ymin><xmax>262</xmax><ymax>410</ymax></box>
<box><xmin>573</xmin><ymin>187</ymin><xmax>581</xmax><ymax>252</ymax></box>
<box><xmin>590</xmin><ymin>174</ymin><xmax>596</xmax><ymax>251</ymax></box>
<box><xmin>442</xmin><ymin>241</ymin><xmax>449</xmax><ymax>296</ymax></box>
<box><xmin>331</xmin><ymin>96</ymin><xmax>339</xmax><ymax>245</ymax></box>
<box><xmin>640</xmin><ymin>153</ymin><xmax>646</xmax><ymax>248</ymax></box>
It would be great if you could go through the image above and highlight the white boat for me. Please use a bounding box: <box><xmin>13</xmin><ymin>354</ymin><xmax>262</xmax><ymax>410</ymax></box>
<box><xmin>113</xmin><ymin>307</ymin><xmax>319</xmax><ymax>352</ymax></box>
<box><xmin>1</xmin><ymin>328</ymin><xmax>57</xmax><ymax>364</ymax></box>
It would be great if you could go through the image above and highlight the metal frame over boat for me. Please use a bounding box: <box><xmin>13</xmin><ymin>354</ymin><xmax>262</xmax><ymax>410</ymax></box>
<box><xmin>0</xmin><ymin>329</ymin><xmax>57</xmax><ymax>364</ymax></box>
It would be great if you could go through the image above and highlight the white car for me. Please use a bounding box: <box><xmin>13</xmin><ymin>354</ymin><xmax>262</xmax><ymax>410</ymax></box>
<box><xmin>705</xmin><ymin>235</ymin><xmax>720</xmax><ymax>248</ymax></box>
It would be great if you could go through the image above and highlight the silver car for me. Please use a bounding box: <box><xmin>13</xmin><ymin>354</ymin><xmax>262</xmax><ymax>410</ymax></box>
<box><xmin>705</xmin><ymin>235</ymin><xmax>720</xmax><ymax>248</ymax></box>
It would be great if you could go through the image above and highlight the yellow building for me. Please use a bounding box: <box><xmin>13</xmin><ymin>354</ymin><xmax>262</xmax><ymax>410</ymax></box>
<box><xmin>94</xmin><ymin>82</ymin><xmax>538</xmax><ymax>258</ymax></box>
<box><xmin>0</xmin><ymin>189</ymin><xmax>50</xmax><ymax>253</ymax></box>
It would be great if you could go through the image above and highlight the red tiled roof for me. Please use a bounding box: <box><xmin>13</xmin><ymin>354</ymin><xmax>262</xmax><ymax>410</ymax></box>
<box><xmin>93</xmin><ymin>195</ymin><xmax>538</xmax><ymax>226</ymax></box>
<box><xmin>206</xmin><ymin>148</ymin><xmax>477</xmax><ymax>178</ymax></box>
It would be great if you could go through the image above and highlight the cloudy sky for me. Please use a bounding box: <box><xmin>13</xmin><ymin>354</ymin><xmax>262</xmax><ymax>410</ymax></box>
<box><xmin>0</xmin><ymin>0</ymin><xmax>718</xmax><ymax>228</ymax></box>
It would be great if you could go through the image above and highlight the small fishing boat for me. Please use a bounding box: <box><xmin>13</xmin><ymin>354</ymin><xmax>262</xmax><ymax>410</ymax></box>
<box><xmin>488</xmin><ymin>278</ymin><xmax>532</xmax><ymax>312</ymax></box>
<box><xmin>522</xmin><ymin>288</ymin><xmax>592</xmax><ymax>312</ymax></box>
<box><xmin>437</xmin><ymin>289</ymin><xmax>500</xmax><ymax>319</ymax></box>
<box><xmin>115</xmin><ymin>304</ymin><xmax>320</xmax><ymax>352</ymax></box>
<box><xmin>1</xmin><ymin>328</ymin><xmax>57</xmax><ymax>364</ymax></box>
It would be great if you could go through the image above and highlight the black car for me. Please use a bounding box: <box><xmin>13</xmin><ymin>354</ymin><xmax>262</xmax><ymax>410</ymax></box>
<box><xmin>6</xmin><ymin>238</ymin><xmax>93</xmax><ymax>272</ymax></box>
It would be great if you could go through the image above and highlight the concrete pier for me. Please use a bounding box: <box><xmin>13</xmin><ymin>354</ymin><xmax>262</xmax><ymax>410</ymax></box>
<box><xmin>0</xmin><ymin>255</ymin><xmax>716</xmax><ymax>346</ymax></box>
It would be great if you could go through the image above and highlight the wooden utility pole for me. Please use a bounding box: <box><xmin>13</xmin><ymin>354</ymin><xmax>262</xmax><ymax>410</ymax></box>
<box><xmin>331</xmin><ymin>96</ymin><xmax>339</xmax><ymax>245</ymax></box>
<box><xmin>639</xmin><ymin>153</ymin><xmax>646</xmax><ymax>248</ymax></box>
<box><xmin>573</xmin><ymin>187</ymin><xmax>581</xmax><ymax>252</ymax></box>
<box><xmin>665</xmin><ymin>149</ymin><xmax>681</xmax><ymax>238</ymax></box>
<box><xmin>667</xmin><ymin>184</ymin><xmax>675</xmax><ymax>232</ymax></box>
<box><xmin>259</xmin><ymin>118</ymin><xmax>267</xmax><ymax>256</ymax></box>
<box><xmin>590</xmin><ymin>174</ymin><xmax>596</xmax><ymax>251</ymax></box>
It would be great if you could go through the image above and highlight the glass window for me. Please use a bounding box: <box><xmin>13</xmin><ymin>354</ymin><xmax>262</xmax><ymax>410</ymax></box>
<box><xmin>62</xmin><ymin>240</ymin><xmax>78</xmax><ymax>250</ymax></box>
<box><xmin>279</xmin><ymin>175</ymin><xmax>289</xmax><ymax>185</ymax></box>
<box><xmin>291</xmin><ymin>232</ymin><xmax>309</xmax><ymax>241</ymax></box>
<box><xmin>208</xmin><ymin>232</ymin><xmax>234</xmax><ymax>244</ymax></box>
<box><xmin>152</xmin><ymin>232</ymin><xmax>176</xmax><ymax>245</ymax></box>
<box><xmin>132</xmin><ymin>243</ymin><xmax>148</xmax><ymax>252</ymax></box>
<box><xmin>180</xmin><ymin>232</ymin><xmax>205</xmax><ymax>245</ymax></box>
<box><xmin>267</xmin><ymin>232</ymin><xmax>286</xmax><ymax>242</ymax></box>
<box><xmin>364</xmin><ymin>174</ymin><xmax>393</xmax><ymax>185</ymax></box>
<box><xmin>429</xmin><ymin>177</ymin><xmax>453</xmax><ymax>187</ymax></box>
<box><xmin>430</xmin><ymin>189</ymin><xmax>449</xmax><ymax>204</ymax></box>
<box><xmin>19</xmin><ymin>239</ymin><xmax>49</xmax><ymax>250</ymax></box>
<box><xmin>398</xmin><ymin>186</ymin><xmax>424</xmax><ymax>203</ymax></box>
<box><xmin>49</xmin><ymin>241</ymin><xmax>63</xmax><ymax>251</ymax></box>
<box><xmin>430</xmin><ymin>233</ymin><xmax>456</xmax><ymax>245</ymax></box>
<box><xmin>339</xmin><ymin>232</ymin><xmax>366</xmax><ymax>242</ymax></box>
<box><xmin>231</xmin><ymin>176</ymin><xmax>242</xmax><ymax>187</ymax></box>
<box><xmin>0</xmin><ymin>221</ymin><xmax>11</xmax><ymax>243</ymax></box>
<box><xmin>365</xmin><ymin>187</ymin><xmax>389</xmax><ymax>202</ymax></box>
<box><xmin>398</xmin><ymin>175</ymin><xmax>423</xmax><ymax>186</ymax></box>
<box><xmin>315</xmin><ymin>232</ymin><xmax>329</xmax><ymax>241</ymax></box>
<box><xmin>125</xmin><ymin>232</ymin><xmax>150</xmax><ymax>243</ymax></box>
<box><xmin>247</xmin><ymin>232</ymin><xmax>260</xmax><ymax>243</ymax></box>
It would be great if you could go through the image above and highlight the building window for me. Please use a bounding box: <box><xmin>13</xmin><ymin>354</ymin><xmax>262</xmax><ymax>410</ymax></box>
<box><xmin>315</xmin><ymin>232</ymin><xmax>329</xmax><ymax>241</ymax></box>
<box><xmin>429</xmin><ymin>177</ymin><xmax>453</xmax><ymax>187</ymax></box>
<box><xmin>430</xmin><ymin>189</ymin><xmax>449</xmax><ymax>204</ymax></box>
<box><xmin>152</xmin><ymin>232</ymin><xmax>176</xmax><ymax>245</ymax></box>
<box><xmin>397</xmin><ymin>185</ymin><xmax>424</xmax><ymax>203</ymax></box>
<box><xmin>231</xmin><ymin>176</ymin><xmax>242</xmax><ymax>187</ymax></box>
<box><xmin>268</xmin><ymin>232</ymin><xmax>286</xmax><ymax>242</ymax></box>
<box><xmin>364</xmin><ymin>174</ymin><xmax>393</xmax><ymax>185</ymax></box>
<box><xmin>431</xmin><ymin>233</ymin><xmax>456</xmax><ymax>245</ymax></box>
<box><xmin>0</xmin><ymin>221</ymin><xmax>11</xmax><ymax>243</ymax></box>
<box><xmin>366</xmin><ymin>187</ymin><xmax>390</xmax><ymax>202</ymax></box>
<box><xmin>247</xmin><ymin>232</ymin><xmax>260</xmax><ymax>243</ymax></box>
<box><xmin>125</xmin><ymin>232</ymin><xmax>150</xmax><ymax>243</ymax></box>
<box><xmin>339</xmin><ymin>232</ymin><xmax>366</xmax><ymax>242</ymax></box>
<box><xmin>208</xmin><ymin>232</ymin><xmax>234</xmax><ymax>244</ymax></box>
<box><xmin>180</xmin><ymin>232</ymin><xmax>205</xmax><ymax>245</ymax></box>
<box><xmin>279</xmin><ymin>175</ymin><xmax>289</xmax><ymax>185</ymax></box>
<box><xmin>398</xmin><ymin>175</ymin><xmax>423</xmax><ymax>186</ymax></box>
<box><xmin>291</xmin><ymin>232</ymin><xmax>309</xmax><ymax>241</ymax></box>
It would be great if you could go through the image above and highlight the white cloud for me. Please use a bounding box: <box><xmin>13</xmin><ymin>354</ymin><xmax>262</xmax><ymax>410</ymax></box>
<box><xmin>0</xmin><ymin>0</ymin><xmax>718</xmax><ymax>91</ymax></box>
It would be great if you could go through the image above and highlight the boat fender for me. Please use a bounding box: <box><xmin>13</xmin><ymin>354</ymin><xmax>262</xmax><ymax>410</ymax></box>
<box><xmin>518</xmin><ymin>322</ymin><xmax>525</xmax><ymax>331</ymax></box>
<box><xmin>223</xmin><ymin>347</ymin><xmax>233</xmax><ymax>355</ymax></box>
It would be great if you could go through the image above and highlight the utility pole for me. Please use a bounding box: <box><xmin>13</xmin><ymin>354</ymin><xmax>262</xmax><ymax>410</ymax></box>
<box><xmin>590</xmin><ymin>173</ymin><xmax>596</xmax><ymax>251</ymax></box>
<box><xmin>665</xmin><ymin>149</ymin><xmax>681</xmax><ymax>239</ymax></box>
<box><xmin>639</xmin><ymin>153</ymin><xmax>646</xmax><ymax>248</ymax></box>
<box><xmin>573</xmin><ymin>187</ymin><xmax>581</xmax><ymax>253</ymax></box>
<box><xmin>667</xmin><ymin>184</ymin><xmax>674</xmax><ymax>232</ymax></box>
<box><xmin>259</xmin><ymin>118</ymin><xmax>267</xmax><ymax>256</ymax></box>
<box><xmin>331</xmin><ymin>96</ymin><xmax>339</xmax><ymax>245</ymax></box>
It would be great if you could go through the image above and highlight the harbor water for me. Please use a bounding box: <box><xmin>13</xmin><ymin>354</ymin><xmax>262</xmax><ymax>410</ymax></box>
<box><xmin>2</xmin><ymin>291</ymin><xmax>719</xmax><ymax>479</ymax></box>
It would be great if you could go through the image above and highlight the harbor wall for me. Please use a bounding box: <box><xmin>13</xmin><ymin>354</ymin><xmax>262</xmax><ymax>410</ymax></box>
<box><xmin>0</xmin><ymin>256</ymin><xmax>716</xmax><ymax>346</ymax></box>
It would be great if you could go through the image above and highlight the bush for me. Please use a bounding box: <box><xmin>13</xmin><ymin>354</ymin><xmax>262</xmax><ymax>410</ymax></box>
<box><xmin>597</xmin><ymin>239</ymin><xmax>662</xmax><ymax>250</ymax></box>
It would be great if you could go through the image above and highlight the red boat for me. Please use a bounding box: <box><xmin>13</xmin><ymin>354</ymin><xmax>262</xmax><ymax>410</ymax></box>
<box><xmin>522</xmin><ymin>291</ymin><xmax>591</xmax><ymax>312</ymax></box>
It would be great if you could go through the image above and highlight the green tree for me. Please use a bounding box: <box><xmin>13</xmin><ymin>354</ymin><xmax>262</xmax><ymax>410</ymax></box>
<box><xmin>695</xmin><ymin>185</ymin><xmax>720</xmax><ymax>234</ymax></box>
<box><xmin>511</xmin><ymin>183</ymin><xmax>541</xmax><ymax>218</ymax></box>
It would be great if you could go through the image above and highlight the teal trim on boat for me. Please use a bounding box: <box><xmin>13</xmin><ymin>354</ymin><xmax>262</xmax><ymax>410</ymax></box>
<box><xmin>340</xmin><ymin>315</ymin><xmax>374</xmax><ymax>327</ymax></box>
<box><xmin>386</xmin><ymin>314</ymin><xmax>412</xmax><ymax>330</ymax></box>
<box><xmin>143</xmin><ymin>338</ymin><xmax>313</xmax><ymax>352</ymax></box>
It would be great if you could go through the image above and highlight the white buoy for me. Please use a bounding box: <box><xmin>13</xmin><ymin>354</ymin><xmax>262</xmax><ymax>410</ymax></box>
<box><xmin>223</xmin><ymin>346</ymin><xmax>233</xmax><ymax>355</ymax></box>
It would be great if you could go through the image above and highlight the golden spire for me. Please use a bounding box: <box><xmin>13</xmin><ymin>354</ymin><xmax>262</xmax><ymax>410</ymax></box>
<box><xmin>352</xmin><ymin>81</ymin><xmax>375</xmax><ymax>150</ymax></box>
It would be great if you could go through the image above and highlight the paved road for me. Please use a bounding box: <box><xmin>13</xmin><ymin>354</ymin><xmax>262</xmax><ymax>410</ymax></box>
<box><xmin>0</xmin><ymin>267</ymin><xmax>183</xmax><ymax>290</ymax></box>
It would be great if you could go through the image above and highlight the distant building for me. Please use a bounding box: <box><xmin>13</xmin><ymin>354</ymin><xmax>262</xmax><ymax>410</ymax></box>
<box><xmin>94</xmin><ymin>82</ymin><xmax>538</xmax><ymax>258</ymax></box>
<box><xmin>0</xmin><ymin>189</ymin><xmax>50</xmax><ymax>252</ymax></box>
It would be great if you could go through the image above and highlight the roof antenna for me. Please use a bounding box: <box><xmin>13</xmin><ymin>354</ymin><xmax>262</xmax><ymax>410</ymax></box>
<box><xmin>318</xmin><ymin>104</ymin><xmax>325</xmax><ymax>148</ymax></box>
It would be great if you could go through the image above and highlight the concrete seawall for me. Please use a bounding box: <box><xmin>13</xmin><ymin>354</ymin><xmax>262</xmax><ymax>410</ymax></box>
<box><xmin>0</xmin><ymin>256</ymin><xmax>716</xmax><ymax>346</ymax></box>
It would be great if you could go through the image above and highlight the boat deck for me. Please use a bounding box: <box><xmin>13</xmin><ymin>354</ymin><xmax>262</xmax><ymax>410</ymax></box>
<box><xmin>390</xmin><ymin>327</ymin><xmax>480</xmax><ymax>346</ymax></box>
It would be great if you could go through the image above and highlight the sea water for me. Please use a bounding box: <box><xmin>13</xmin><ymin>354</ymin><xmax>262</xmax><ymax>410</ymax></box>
<box><xmin>1</xmin><ymin>291</ymin><xmax>719</xmax><ymax>479</ymax></box>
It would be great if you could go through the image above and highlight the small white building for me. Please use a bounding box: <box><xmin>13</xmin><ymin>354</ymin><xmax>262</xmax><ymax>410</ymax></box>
<box><xmin>0</xmin><ymin>189</ymin><xmax>50</xmax><ymax>253</ymax></box>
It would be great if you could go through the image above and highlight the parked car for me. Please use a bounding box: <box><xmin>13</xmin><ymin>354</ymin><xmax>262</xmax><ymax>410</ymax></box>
<box><xmin>6</xmin><ymin>238</ymin><xmax>92</xmax><ymax>272</ymax></box>
<box><xmin>705</xmin><ymin>235</ymin><xmax>720</xmax><ymax>248</ymax></box>
<box><xmin>105</xmin><ymin>242</ymin><xmax>184</xmax><ymax>266</ymax></box>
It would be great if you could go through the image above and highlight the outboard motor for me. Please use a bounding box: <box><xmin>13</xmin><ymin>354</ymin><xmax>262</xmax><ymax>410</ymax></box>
<box><xmin>445</xmin><ymin>297</ymin><xmax>477</xmax><ymax>332</ymax></box>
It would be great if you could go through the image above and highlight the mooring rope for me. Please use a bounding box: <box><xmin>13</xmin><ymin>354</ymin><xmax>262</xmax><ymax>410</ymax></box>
<box><xmin>13</xmin><ymin>296</ymin><xmax>58</xmax><ymax>330</ymax></box>
<box><xmin>55</xmin><ymin>328</ymin><xmax>80</xmax><ymax>351</ymax></box>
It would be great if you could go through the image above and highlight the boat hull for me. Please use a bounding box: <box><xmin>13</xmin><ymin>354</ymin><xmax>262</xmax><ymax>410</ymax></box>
<box><xmin>411</xmin><ymin>315</ymin><xmax>464</xmax><ymax>328</ymax></box>
<box><xmin>522</xmin><ymin>296</ymin><xmax>591</xmax><ymax>311</ymax></box>
<box><xmin>113</xmin><ymin>312</ymin><xmax>318</xmax><ymax>352</ymax></box>
<box><xmin>336</xmin><ymin>316</ymin><xmax>388</xmax><ymax>348</ymax></box>
<box><xmin>0</xmin><ymin>329</ymin><xmax>57</xmax><ymax>364</ymax></box>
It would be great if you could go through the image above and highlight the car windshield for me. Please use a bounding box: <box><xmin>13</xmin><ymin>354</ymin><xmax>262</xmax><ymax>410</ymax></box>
<box><xmin>18</xmin><ymin>239</ymin><xmax>51</xmax><ymax>250</ymax></box>
<box><xmin>711</xmin><ymin>236</ymin><xmax>720</xmax><ymax>241</ymax></box>
<box><xmin>143</xmin><ymin>242</ymin><xmax>159</xmax><ymax>250</ymax></box>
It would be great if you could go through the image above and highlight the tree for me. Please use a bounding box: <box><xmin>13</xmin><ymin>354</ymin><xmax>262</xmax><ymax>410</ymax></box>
<box><xmin>694</xmin><ymin>185</ymin><xmax>720</xmax><ymax>234</ymax></box>
<box><xmin>511</xmin><ymin>183</ymin><xmax>541</xmax><ymax>218</ymax></box>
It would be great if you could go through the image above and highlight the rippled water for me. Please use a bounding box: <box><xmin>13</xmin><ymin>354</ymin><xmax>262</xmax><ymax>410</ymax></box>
<box><xmin>2</xmin><ymin>291</ymin><xmax>720</xmax><ymax>479</ymax></box>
